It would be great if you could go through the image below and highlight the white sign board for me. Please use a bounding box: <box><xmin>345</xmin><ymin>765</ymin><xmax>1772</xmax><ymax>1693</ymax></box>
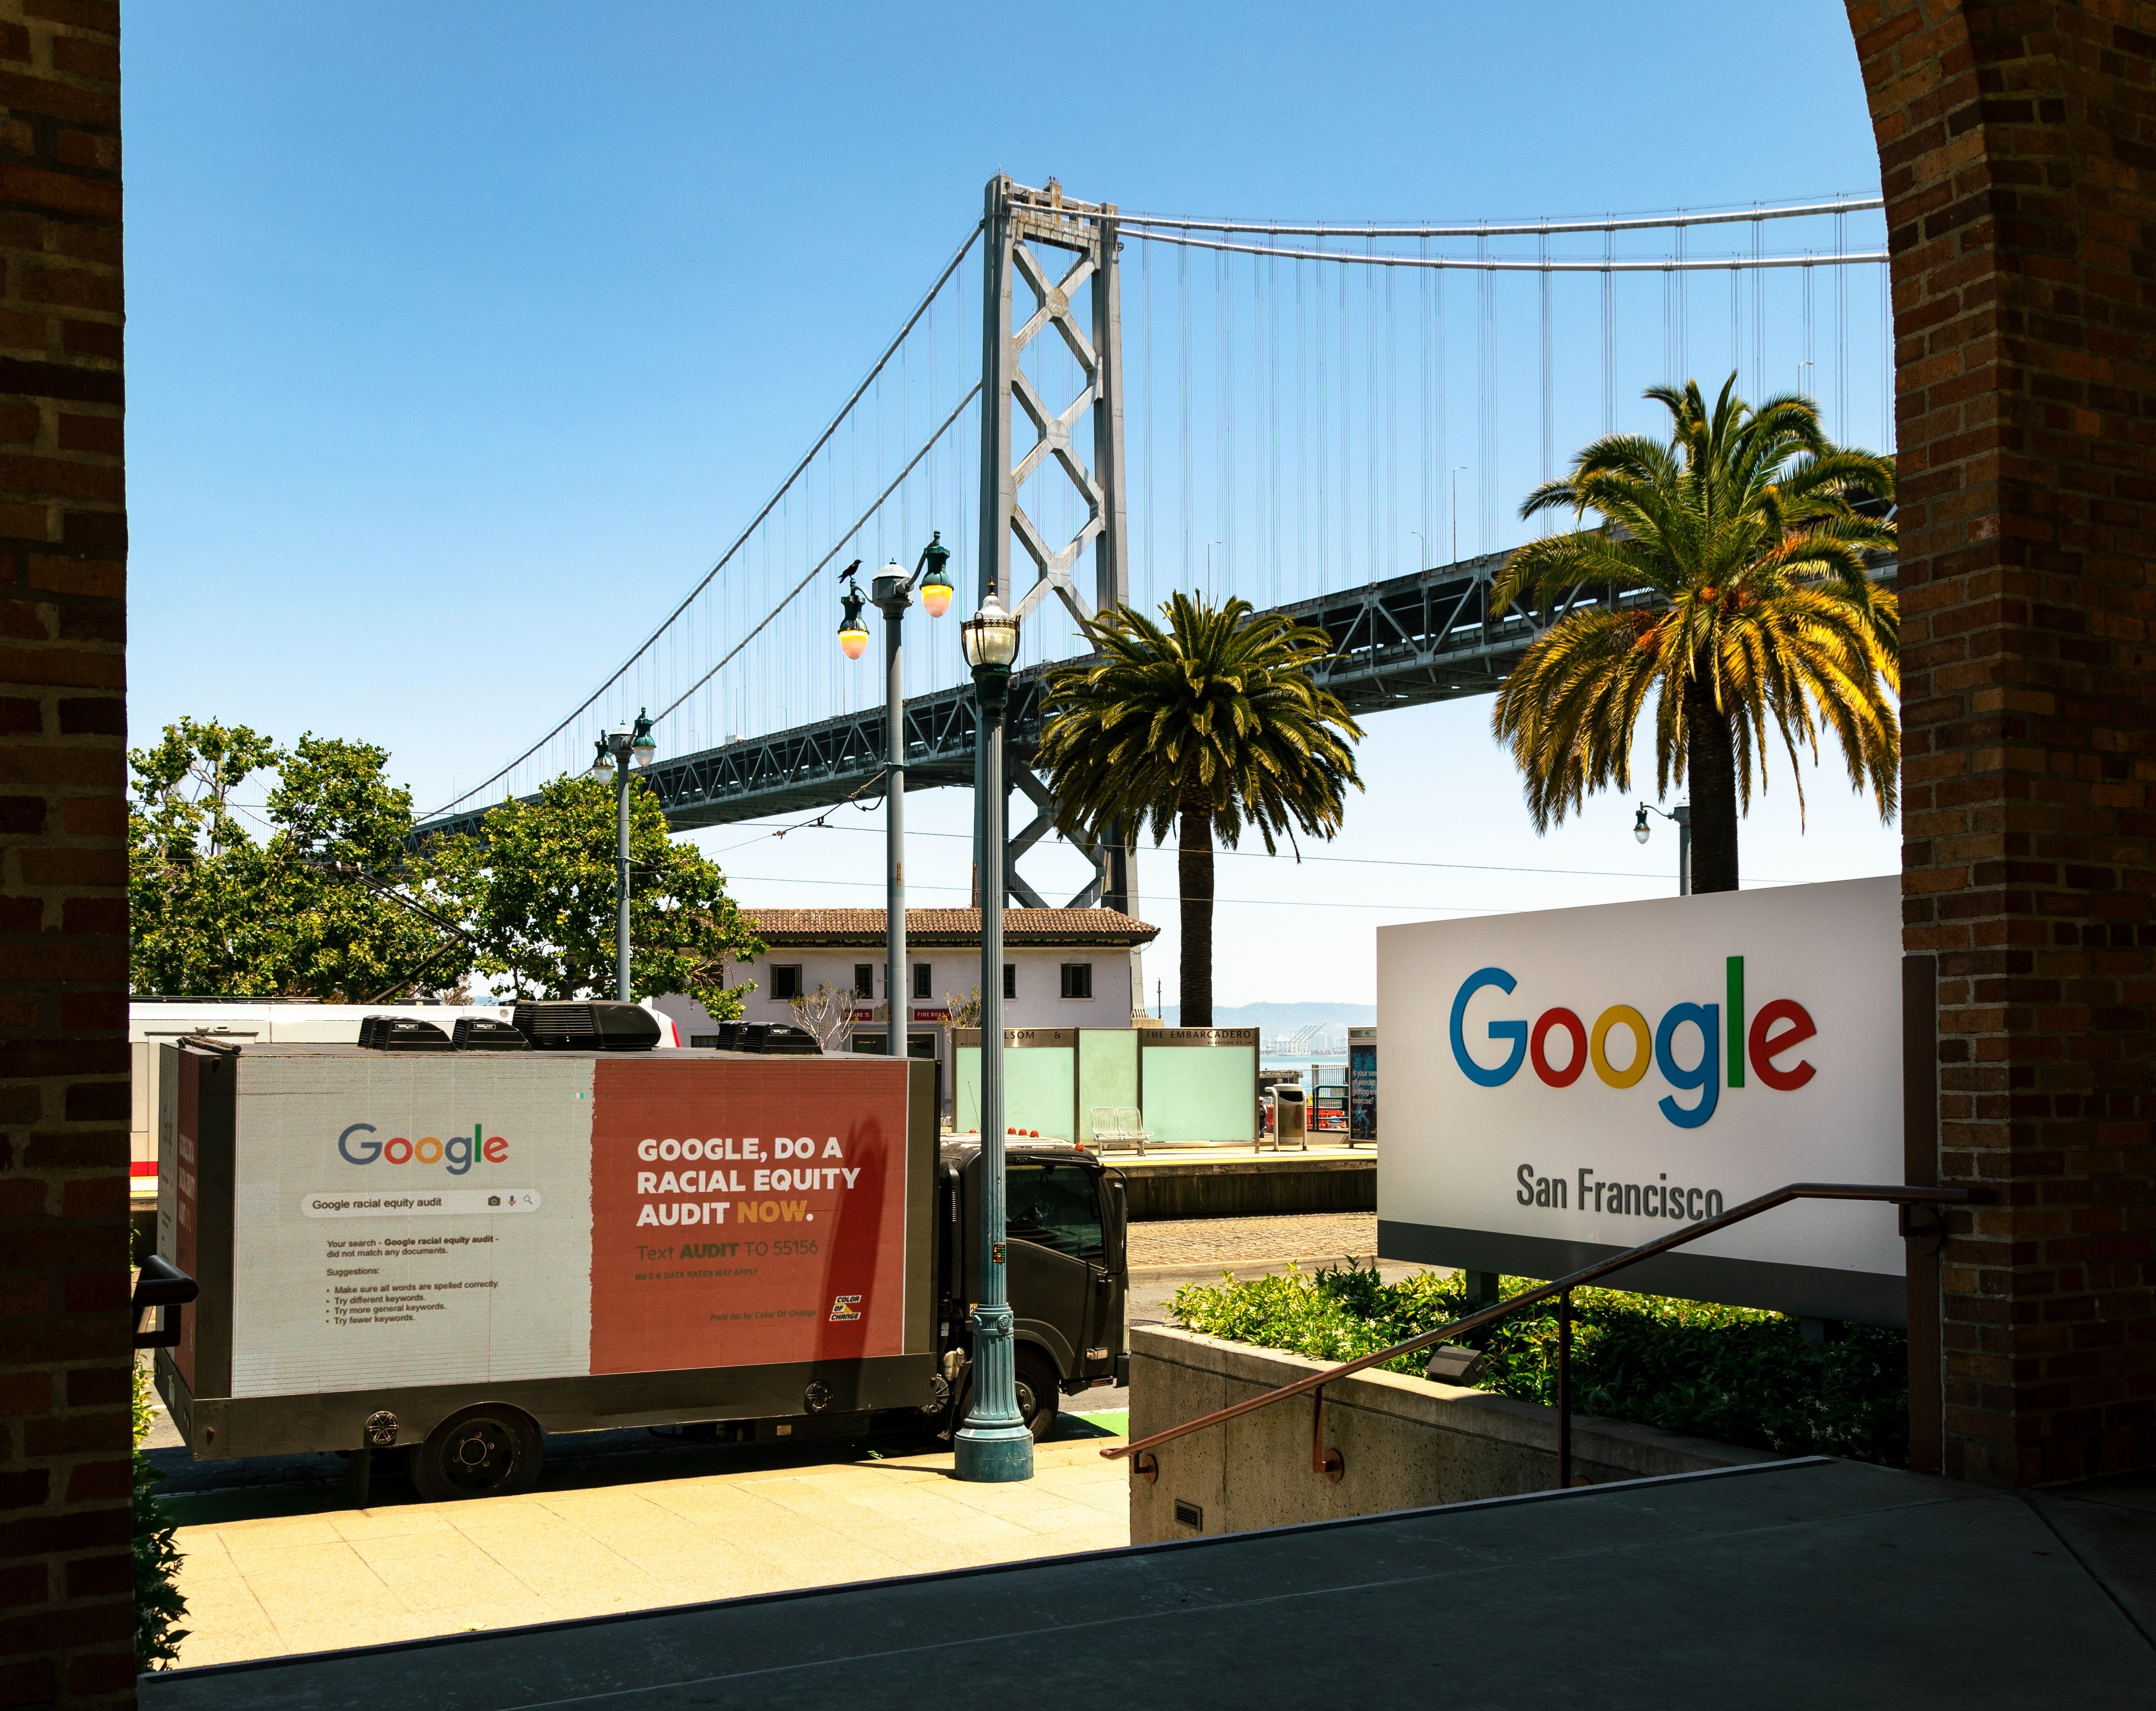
<box><xmin>227</xmin><ymin>1054</ymin><xmax>597</xmax><ymax>1397</ymax></box>
<box><xmin>1376</xmin><ymin>877</ymin><xmax>1905</xmax><ymax>1323</ymax></box>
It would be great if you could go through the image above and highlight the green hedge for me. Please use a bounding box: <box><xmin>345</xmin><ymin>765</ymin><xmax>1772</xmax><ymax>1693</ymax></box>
<box><xmin>1167</xmin><ymin>1261</ymin><xmax>1910</xmax><ymax>1466</ymax></box>
<box><xmin>133</xmin><ymin>1355</ymin><xmax>189</xmax><ymax>1668</ymax></box>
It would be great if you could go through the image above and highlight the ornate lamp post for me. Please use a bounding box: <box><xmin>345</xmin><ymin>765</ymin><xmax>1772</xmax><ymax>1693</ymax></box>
<box><xmin>1634</xmin><ymin>800</ymin><xmax>1692</xmax><ymax>896</ymax></box>
<box><xmin>589</xmin><ymin>709</ymin><xmax>658</xmax><ymax>1000</ymax></box>
<box><xmin>953</xmin><ymin>588</ymin><xmax>1030</xmax><ymax>1482</ymax></box>
<box><xmin>839</xmin><ymin>533</ymin><xmax>952</xmax><ymax>1049</ymax></box>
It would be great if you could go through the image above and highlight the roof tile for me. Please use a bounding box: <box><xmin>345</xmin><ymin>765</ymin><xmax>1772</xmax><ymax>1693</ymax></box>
<box><xmin>742</xmin><ymin>907</ymin><xmax>1159</xmax><ymax>948</ymax></box>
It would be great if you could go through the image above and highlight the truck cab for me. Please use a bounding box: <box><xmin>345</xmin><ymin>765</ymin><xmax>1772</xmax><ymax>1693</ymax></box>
<box><xmin>935</xmin><ymin>1138</ymin><xmax>1128</xmax><ymax>1439</ymax></box>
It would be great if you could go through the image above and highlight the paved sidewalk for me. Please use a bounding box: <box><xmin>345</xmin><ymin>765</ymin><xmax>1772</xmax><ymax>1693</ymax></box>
<box><xmin>1128</xmin><ymin>1210</ymin><xmax>1380</xmax><ymax>1271</ymax></box>
<box><xmin>164</xmin><ymin>1423</ymin><xmax>1128</xmax><ymax>1668</ymax></box>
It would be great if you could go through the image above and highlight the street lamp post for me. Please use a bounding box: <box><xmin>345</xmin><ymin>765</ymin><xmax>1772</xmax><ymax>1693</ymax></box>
<box><xmin>954</xmin><ymin>588</ymin><xmax>1031</xmax><ymax>1484</ymax></box>
<box><xmin>590</xmin><ymin>710</ymin><xmax>658</xmax><ymax>1000</ymax></box>
<box><xmin>840</xmin><ymin>534</ymin><xmax>952</xmax><ymax>1049</ymax></box>
<box><xmin>1634</xmin><ymin>801</ymin><xmax>1693</xmax><ymax>896</ymax></box>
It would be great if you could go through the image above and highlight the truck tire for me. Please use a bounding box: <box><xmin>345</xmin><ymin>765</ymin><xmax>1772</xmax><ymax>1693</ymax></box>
<box><xmin>412</xmin><ymin>1404</ymin><xmax>544</xmax><ymax>1502</ymax></box>
<box><xmin>1014</xmin><ymin>1348</ymin><xmax>1060</xmax><ymax>1442</ymax></box>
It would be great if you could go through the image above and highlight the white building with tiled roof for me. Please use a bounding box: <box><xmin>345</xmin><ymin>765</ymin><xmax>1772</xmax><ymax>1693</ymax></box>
<box><xmin>653</xmin><ymin>907</ymin><xmax>1160</xmax><ymax>1067</ymax></box>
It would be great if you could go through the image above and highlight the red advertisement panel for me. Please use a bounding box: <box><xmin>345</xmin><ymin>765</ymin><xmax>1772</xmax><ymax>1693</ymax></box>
<box><xmin>587</xmin><ymin>1056</ymin><xmax>911</xmax><ymax>1375</ymax></box>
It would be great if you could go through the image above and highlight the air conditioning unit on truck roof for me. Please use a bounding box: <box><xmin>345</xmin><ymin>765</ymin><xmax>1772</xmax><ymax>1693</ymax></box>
<box><xmin>149</xmin><ymin>1039</ymin><xmax>1129</xmax><ymax>1501</ymax></box>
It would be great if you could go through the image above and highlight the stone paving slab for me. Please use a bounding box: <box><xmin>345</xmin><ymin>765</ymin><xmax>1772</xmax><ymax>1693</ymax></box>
<box><xmin>158</xmin><ymin>1425</ymin><xmax>1129</xmax><ymax>1669</ymax></box>
<box><xmin>141</xmin><ymin>1459</ymin><xmax>2156</xmax><ymax>1711</ymax></box>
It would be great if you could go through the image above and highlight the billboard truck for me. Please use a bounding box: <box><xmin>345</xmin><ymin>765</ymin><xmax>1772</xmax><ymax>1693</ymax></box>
<box><xmin>155</xmin><ymin>1030</ymin><xmax>1128</xmax><ymax>1502</ymax></box>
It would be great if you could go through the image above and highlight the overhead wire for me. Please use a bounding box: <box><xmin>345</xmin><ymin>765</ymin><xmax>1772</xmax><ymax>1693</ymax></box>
<box><xmin>703</xmin><ymin>812</ymin><xmax>1719</xmax><ymax>881</ymax></box>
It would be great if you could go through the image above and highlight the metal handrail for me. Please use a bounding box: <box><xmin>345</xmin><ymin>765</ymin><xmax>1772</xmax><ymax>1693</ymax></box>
<box><xmin>130</xmin><ymin>1252</ymin><xmax>199</xmax><ymax>1351</ymax></box>
<box><xmin>1104</xmin><ymin>1181</ymin><xmax>1975</xmax><ymax>1488</ymax></box>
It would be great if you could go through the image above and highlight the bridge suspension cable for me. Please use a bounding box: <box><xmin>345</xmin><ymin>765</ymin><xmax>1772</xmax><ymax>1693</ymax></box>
<box><xmin>425</xmin><ymin>219</ymin><xmax>984</xmax><ymax>820</ymax></box>
<box><xmin>1116</xmin><ymin>229</ymin><xmax>1888</xmax><ymax>271</ymax></box>
<box><xmin>1116</xmin><ymin>194</ymin><xmax>1883</xmax><ymax>237</ymax></box>
<box><xmin>423</xmin><ymin>179</ymin><xmax>1895</xmax><ymax>846</ymax></box>
<box><xmin>651</xmin><ymin>381</ymin><xmax>983</xmax><ymax>726</ymax></box>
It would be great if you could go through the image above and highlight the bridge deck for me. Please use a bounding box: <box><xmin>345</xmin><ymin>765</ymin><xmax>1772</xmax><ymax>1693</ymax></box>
<box><xmin>416</xmin><ymin>550</ymin><xmax>1892</xmax><ymax>842</ymax></box>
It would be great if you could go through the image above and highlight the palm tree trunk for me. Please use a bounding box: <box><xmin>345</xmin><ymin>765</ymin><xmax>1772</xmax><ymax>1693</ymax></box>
<box><xmin>1683</xmin><ymin>671</ymin><xmax>1740</xmax><ymax>893</ymax></box>
<box><xmin>1178</xmin><ymin>785</ymin><xmax>1214</xmax><ymax>1026</ymax></box>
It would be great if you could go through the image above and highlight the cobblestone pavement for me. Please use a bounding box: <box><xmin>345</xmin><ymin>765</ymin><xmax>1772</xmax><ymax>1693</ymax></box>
<box><xmin>1128</xmin><ymin>1211</ymin><xmax>1381</xmax><ymax>1272</ymax></box>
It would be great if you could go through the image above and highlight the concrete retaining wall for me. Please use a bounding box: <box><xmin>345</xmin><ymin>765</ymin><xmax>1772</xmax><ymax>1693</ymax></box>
<box><xmin>1117</xmin><ymin>1155</ymin><xmax>1375</xmax><ymax>1220</ymax></box>
<box><xmin>1128</xmin><ymin>1324</ymin><xmax>1776</xmax><ymax>1544</ymax></box>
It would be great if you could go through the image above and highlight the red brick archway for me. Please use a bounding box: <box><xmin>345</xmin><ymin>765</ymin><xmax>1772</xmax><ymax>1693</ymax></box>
<box><xmin>1853</xmin><ymin>1</ymin><xmax>2156</xmax><ymax>1484</ymax></box>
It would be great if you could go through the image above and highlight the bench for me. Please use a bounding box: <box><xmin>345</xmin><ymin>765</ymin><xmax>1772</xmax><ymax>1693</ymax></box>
<box><xmin>1087</xmin><ymin>1105</ymin><xmax>1152</xmax><ymax>1155</ymax></box>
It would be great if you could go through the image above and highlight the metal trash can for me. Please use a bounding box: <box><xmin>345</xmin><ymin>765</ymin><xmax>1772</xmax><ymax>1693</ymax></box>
<box><xmin>1270</xmin><ymin>1084</ymin><xmax>1308</xmax><ymax>1150</ymax></box>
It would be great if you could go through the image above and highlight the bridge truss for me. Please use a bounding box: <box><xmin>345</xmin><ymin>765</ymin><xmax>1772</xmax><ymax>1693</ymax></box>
<box><xmin>418</xmin><ymin>546</ymin><xmax>1888</xmax><ymax>909</ymax></box>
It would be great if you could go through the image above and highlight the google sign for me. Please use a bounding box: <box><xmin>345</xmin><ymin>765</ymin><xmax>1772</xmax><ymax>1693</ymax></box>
<box><xmin>1379</xmin><ymin>877</ymin><xmax>1905</xmax><ymax>1324</ymax></box>
<box><xmin>1447</xmin><ymin>961</ymin><xmax>1818</xmax><ymax>1128</ymax></box>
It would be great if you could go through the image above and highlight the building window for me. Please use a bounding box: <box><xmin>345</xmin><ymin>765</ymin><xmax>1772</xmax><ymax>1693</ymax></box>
<box><xmin>1060</xmin><ymin>963</ymin><xmax>1093</xmax><ymax>1000</ymax></box>
<box><xmin>913</xmin><ymin>963</ymin><xmax>932</xmax><ymax>1000</ymax></box>
<box><xmin>770</xmin><ymin>965</ymin><xmax>803</xmax><ymax>1001</ymax></box>
<box><xmin>853</xmin><ymin>963</ymin><xmax>876</xmax><ymax>1000</ymax></box>
<box><xmin>1003</xmin><ymin>963</ymin><xmax>1016</xmax><ymax>1000</ymax></box>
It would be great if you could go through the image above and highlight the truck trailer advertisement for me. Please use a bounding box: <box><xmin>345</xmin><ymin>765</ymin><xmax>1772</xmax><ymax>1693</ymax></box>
<box><xmin>167</xmin><ymin>1045</ymin><xmax>916</xmax><ymax>1407</ymax></box>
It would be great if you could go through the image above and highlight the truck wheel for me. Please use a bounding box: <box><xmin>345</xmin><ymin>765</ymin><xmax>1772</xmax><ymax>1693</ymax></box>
<box><xmin>1014</xmin><ymin>1349</ymin><xmax>1060</xmax><ymax>1442</ymax></box>
<box><xmin>412</xmin><ymin>1405</ymin><xmax>543</xmax><ymax>1502</ymax></box>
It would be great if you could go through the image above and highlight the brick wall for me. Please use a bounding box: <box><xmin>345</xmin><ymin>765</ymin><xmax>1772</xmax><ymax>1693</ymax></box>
<box><xmin>1851</xmin><ymin>0</ymin><xmax>2156</xmax><ymax>1484</ymax></box>
<box><xmin>0</xmin><ymin>0</ymin><xmax>132</xmax><ymax>1703</ymax></box>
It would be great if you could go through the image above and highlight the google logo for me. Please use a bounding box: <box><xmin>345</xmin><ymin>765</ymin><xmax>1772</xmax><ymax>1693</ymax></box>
<box><xmin>1449</xmin><ymin>957</ymin><xmax>1816</xmax><ymax>1131</ymax></box>
<box><xmin>337</xmin><ymin>1122</ymin><xmax>509</xmax><ymax>1176</ymax></box>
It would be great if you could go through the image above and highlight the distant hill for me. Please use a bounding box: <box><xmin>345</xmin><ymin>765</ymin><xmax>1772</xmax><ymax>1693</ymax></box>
<box><xmin>1159</xmin><ymin>1000</ymin><xmax>1375</xmax><ymax>1030</ymax></box>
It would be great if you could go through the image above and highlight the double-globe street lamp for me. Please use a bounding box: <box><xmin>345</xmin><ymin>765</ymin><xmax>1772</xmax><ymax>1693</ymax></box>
<box><xmin>837</xmin><ymin>533</ymin><xmax>955</xmax><ymax>1051</ymax></box>
<box><xmin>590</xmin><ymin>711</ymin><xmax>658</xmax><ymax>1000</ymax></box>
<box><xmin>952</xmin><ymin>587</ymin><xmax>1031</xmax><ymax>1483</ymax></box>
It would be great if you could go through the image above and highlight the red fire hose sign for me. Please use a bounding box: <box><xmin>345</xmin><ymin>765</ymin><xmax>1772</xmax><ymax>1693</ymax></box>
<box><xmin>586</xmin><ymin>1056</ymin><xmax>910</xmax><ymax>1374</ymax></box>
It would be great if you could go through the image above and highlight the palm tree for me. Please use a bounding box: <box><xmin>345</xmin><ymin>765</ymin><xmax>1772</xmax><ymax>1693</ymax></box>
<box><xmin>1491</xmin><ymin>377</ymin><xmax>1898</xmax><ymax>892</ymax></box>
<box><xmin>1038</xmin><ymin>592</ymin><xmax>1364</xmax><ymax>1026</ymax></box>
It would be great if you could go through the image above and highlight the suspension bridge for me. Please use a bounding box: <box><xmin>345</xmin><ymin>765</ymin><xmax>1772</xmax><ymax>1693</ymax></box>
<box><xmin>414</xmin><ymin>176</ymin><xmax>1894</xmax><ymax>910</ymax></box>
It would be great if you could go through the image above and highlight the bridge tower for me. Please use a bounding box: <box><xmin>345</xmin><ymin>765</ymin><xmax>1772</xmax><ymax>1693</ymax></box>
<box><xmin>977</xmin><ymin>176</ymin><xmax>1140</xmax><ymax>975</ymax></box>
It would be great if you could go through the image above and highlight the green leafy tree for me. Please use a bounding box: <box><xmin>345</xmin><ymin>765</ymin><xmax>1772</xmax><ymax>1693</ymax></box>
<box><xmin>127</xmin><ymin>718</ymin><xmax>279</xmax><ymax>994</ymax></box>
<box><xmin>261</xmin><ymin>735</ymin><xmax>448</xmax><ymax>1000</ymax></box>
<box><xmin>420</xmin><ymin>772</ymin><xmax>763</xmax><ymax>1011</ymax></box>
<box><xmin>1491</xmin><ymin>377</ymin><xmax>1898</xmax><ymax>893</ymax></box>
<box><xmin>129</xmin><ymin>721</ymin><xmax>466</xmax><ymax>999</ymax></box>
<box><xmin>1036</xmin><ymin>592</ymin><xmax>1364</xmax><ymax>1026</ymax></box>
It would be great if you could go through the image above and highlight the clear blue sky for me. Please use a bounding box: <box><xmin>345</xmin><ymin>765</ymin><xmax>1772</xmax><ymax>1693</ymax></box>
<box><xmin>123</xmin><ymin>2</ymin><xmax>1895</xmax><ymax>1007</ymax></box>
